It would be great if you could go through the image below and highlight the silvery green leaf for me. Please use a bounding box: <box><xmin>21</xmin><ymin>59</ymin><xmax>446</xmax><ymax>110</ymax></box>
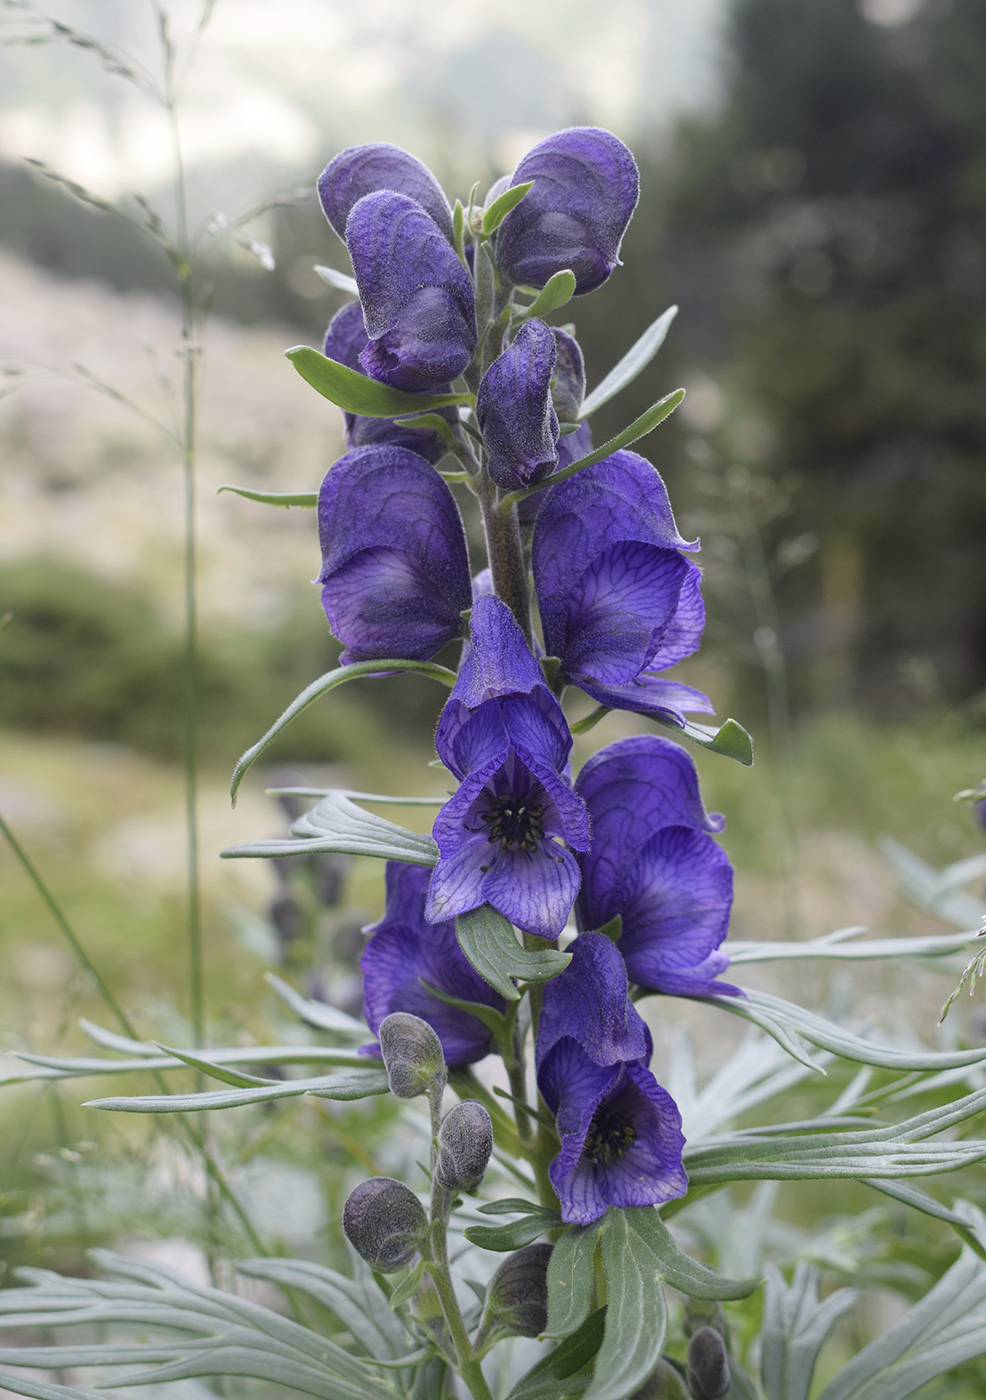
<box><xmin>85</xmin><ymin>1071</ymin><xmax>389</xmax><ymax>1113</ymax></box>
<box><xmin>580</xmin><ymin>305</ymin><xmax>678</xmax><ymax>417</ymax></box>
<box><xmin>455</xmin><ymin>905</ymin><xmax>571</xmax><ymax>1000</ymax></box>
<box><xmin>239</xmin><ymin>1254</ymin><xmax>408</xmax><ymax>1359</ymax></box>
<box><xmin>586</xmin><ymin>1208</ymin><xmax>669</xmax><ymax>1400</ymax></box>
<box><xmin>880</xmin><ymin>836</ymin><xmax>986</xmax><ymax>930</ymax></box>
<box><xmin>265</xmin><ymin>971</ymin><xmax>369</xmax><ymax>1036</ymax></box>
<box><xmin>861</xmin><ymin>1179</ymin><xmax>986</xmax><ymax>1256</ymax></box>
<box><xmin>217</xmin><ymin>484</ymin><xmax>317</xmax><ymax>508</ymax></box>
<box><xmin>9</xmin><ymin>1043</ymin><xmax>369</xmax><ymax>1084</ymax></box>
<box><xmin>229</xmin><ymin>662</ymin><xmax>456</xmax><ymax>803</ymax></box>
<box><xmin>224</xmin><ymin>791</ymin><xmax>439</xmax><ymax>867</ymax></box>
<box><xmin>622</xmin><ymin>1207</ymin><xmax>758</xmax><ymax>1300</ymax></box>
<box><xmin>285</xmin><ymin>345</ymin><xmax>471</xmax><ymax>417</ymax></box>
<box><xmin>761</xmin><ymin>1261</ymin><xmax>858</xmax><ymax>1400</ymax></box>
<box><xmin>508</xmin><ymin>1308</ymin><xmax>606</xmax><ymax>1399</ymax></box>
<box><xmin>0</xmin><ymin>1373</ymin><xmax>95</xmax><ymax>1400</ymax></box>
<box><xmin>728</xmin><ymin>925</ymin><xmax>985</xmax><ymax>965</ymax></box>
<box><xmin>464</xmin><ymin>1206</ymin><xmax>563</xmax><ymax>1252</ymax></box>
<box><xmin>314</xmin><ymin>264</ymin><xmax>359</xmax><ymax>296</ymax></box>
<box><xmin>546</xmin><ymin>1222</ymin><xmax>602</xmax><ymax>1338</ymax></box>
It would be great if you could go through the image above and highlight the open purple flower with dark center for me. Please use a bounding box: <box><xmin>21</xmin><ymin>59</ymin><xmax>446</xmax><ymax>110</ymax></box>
<box><xmin>323</xmin><ymin>302</ymin><xmax>456</xmax><ymax>464</ymax></box>
<box><xmin>575</xmin><ymin>736</ymin><xmax>740</xmax><ymax>999</ymax></box>
<box><xmin>318</xmin><ymin>444</ymin><xmax>471</xmax><ymax>663</ymax></box>
<box><xmin>318</xmin><ymin>142</ymin><xmax>455</xmax><ymax>244</ymax></box>
<box><xmin>346</xmin><ymin>191</ymin><xmax>476</xmax><ymax>392</ymax></box>
<box><xmin>536</xmin><ymin>933</ymin><xmax>687</xmax><ymax>1223</ymax></box>
<box><xmin>361</xmin><ymin>863</ymin><xmax>506</xmax><ymax>1067</ymax></box>
<box><xmin>494</xmin><ymin>127</ymin><xmax>639</xmax><ymax>296</ymax></box>
<box><xmin>532</xmin><ymin>450</ymin><xmax>713</xmax><ymax>727</ymax></box>
<box><xmin>425</xmin><ymin>595</ymin><xmax>588</xmax><ymax>940</ymax></box>
<box><xmin>476</xmin><ymin>319</ymin><xmax>560</xmax><ymax>490</ymax></box>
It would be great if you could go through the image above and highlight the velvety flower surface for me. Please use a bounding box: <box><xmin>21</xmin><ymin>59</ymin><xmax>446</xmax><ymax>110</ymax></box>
<box><xmin>323</xmin><ymin>302</ymin><xmax>454</xmax><ymax>464</ymax></box>
<box><xmin>495</xmin><ymin>127</ymin><xmax>639</xmax><ymax>296</ymax></box>
<box><xmin>536</xmin><ymin>934</ymin><xmax>687</xmax><ymax>1223</ymax></box>
<box><xmin>318</xmin><ymin>445</ymin><xmax>471</xmax><ymax>663</ymax></box>
<box><xmin>347</xmin><ymin>191</ymin><xmax>476</xmax><ymax>391</ymax></box>
<box><xmin>426</xmin><ymin>596</ymin><xmax>588</xmax><ymax>940</ymax></box>
<box><xmin>318</xmin><ymin>142</ymin><xmax>454</xmax><ymax>243</ymax></box>
<box><xmin>533</xmin><ymin>451</ymin><xmax>712</xmax><ymax>727</ymax></box>
<box><xmin>476</xmin><ymin>319</ymin><xmax>560</xmax><ymax>490</ymax></box>
<box><xmin>575</xmin><ymin>736</ymin><xmax>739</xmax><ymax>998</ymax></box>
<box><xmin>549</xmin><ymin>328</ymin><xmax>586</xmax><ymax>425</ymax></box>
<box><xmin>362</xmin><ymin>863</ymin><xmax>506</xmax><ymax>1066</ymax></box>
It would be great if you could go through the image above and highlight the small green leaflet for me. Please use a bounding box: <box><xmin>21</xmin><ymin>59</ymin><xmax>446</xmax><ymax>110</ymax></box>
<box><xmin>516</xmin><ymin>269</ymin><xmax>577</xmax><ymax>321</ymax></box>
<box><xmin>285</xmin><ymin>345</ymin><xmax>472</xmax><ymax>417</ymax></box>
<box><xmin>482</xmin><ymin>179</ymin><xmax>534</xmax><ymax>234</ymax></box>
<box><xmin>217</xmin><ymin>484</ymin><xmax>317</xmax><ymax>508</ymax></box>
<box><xmin>464</xmin><ymin>1202</ymin><xmax>563</xmax><ymax>1252</ymax></box>
<box><xmin>224</xmin><ymin>790</ymin><xmax>439</xmax><ymax>867</ymax></box>
<box><xmin>570</xmin><ymin>707</ymin><xmax>754</xmax><ymax>767</ymax></box>
<box><xmin>228</xmin><ymin>659</ymin><xmax>456</xmax><ymax>802</ymax></box>
<box><xmin>580</xmin><ymin>304</ymin><xmax>679</xmax><ymax>418</ymax></box>
<box><xmin>314</xmin><ymin>263</ymin><xmax>359</xmax><ymax>296</ymax></box>
<box><xmin>455</xmin><ymin>905</ymin><xmax>572</xmax><ymax>1000</ymax></box>
<box><xmin>387</xmin><ymin>1259</ymin><xmax>427</xmax><ymax>1308</ymax></box>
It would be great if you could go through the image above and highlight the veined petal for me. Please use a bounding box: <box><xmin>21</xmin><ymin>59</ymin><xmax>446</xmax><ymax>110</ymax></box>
<box><xmin>576</xmin><ymin>676</ymin><xmax>714</xmax><ymax>729</ymax></box>
<box><xmin>347</xmin><ymin>191</ymin><xmax>476</xmax><ymax>391</ymax></box>
<box><xmin>435</xmin><ymin>699</ymin><xmax>511</xmax><ymax>783</ymax></box>
<box><xmin>319</xmin><ymin>142</ymin><xmax>454</xmax><ymax>243</ymax></box>
<box><xmin>495</xmin><ymin>128</ymin><xmax>639</xmax><ymax>296</ymax></box>
<box><xmin>481</xmin><ymin>840</ymin><xmax>581</xmax><ymax>941</ymax></box>
<box><xmin>537</xmin><ymin>933</ymin><xmax>650</xmax><ymax>1070</ymax></box>
<box><xmin>477</xmin><ymin>319</ymin><xmax>560</xmax><ymax>491</ymax></box>
<box><xmin>322</xmin><ymin>547</ymin><xmax>466</xmax><ymax>665</ymax></box>
<box><xmin>646</xmin><ymin>562</ymin><xmax>705</xmax><ymax>670</ymax></box>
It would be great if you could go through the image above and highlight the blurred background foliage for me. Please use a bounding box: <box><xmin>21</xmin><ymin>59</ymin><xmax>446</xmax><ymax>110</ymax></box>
<box><xmin>1</xmin><ymin>1</ymin><xmax>986</xmax><ymax>1389</ymax></box>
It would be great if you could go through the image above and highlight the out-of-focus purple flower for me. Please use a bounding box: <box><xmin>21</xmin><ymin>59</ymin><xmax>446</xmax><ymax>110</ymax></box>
<box><xmin>549</xmin><ymin>328</ymin><xmax>585</xmax><ymax>425</ymax></box>
<box><xmin>532</xmin><ymin>450</ymin><xmax>712</xmax><ymax>727</ymax></box>
<box><xmin>318</xmin><ymin>445</ymin><xmax>471</xmax><ymax>664</ymax></box>
<box><xmin>536</xmin><ymin>933</ymin><xmax>687</xmax><ymax>1223</ymax></box>
<box><xmin>426</xmin><ymin>596</ymin><xmax>588</xmax><ymax>940</ymax></box>
<box><xmin>346</xmin><ymin>192</ymin><xmax>476</xmax><ymax>392</ymax></box>
<box><xmin>318</xmin><ymin>142</ymin><xmax>454</xmax><ymax>243</ymax></box>
<box><xmin>477</xmin><ymin>319</ymin><xmax>559</xmax><ymax>490</ymax></box>
<box><xmin>322</xmin><ymin>303</ymin><xmax>456</xmax><ymax>464</ymax></box>
<box><xmin>362</xmin><ymin>865</ymin><xmax>506</xmax><ymax>1068</ymax></box>
<box><xmin>495</xmin><ymin>128</ymin><xmax>639</xmax><ymax>296</ymax></box>
<box><xmin>575</xmin><ymin>736</ymin><xmax>739</xmax><ymax>999</ymax></box>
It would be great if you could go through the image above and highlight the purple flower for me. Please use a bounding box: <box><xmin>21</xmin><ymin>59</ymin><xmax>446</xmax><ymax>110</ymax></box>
<box><xmin>536</xmin><ymin>934</ymin><xmax>687</xmax><ymax>1223</ymax></box>
<box><xmin>532</xmin><ymin>451</ymin><xmax>712</xmax><ymax>727</ymax></box>
<box><xmin>346</xmin><ymin>191</ymin><xmax>476</xmax><ymax>392</ymax></box>
<box><xmin>362</xmin><ymin>864</ymin><xmax>506</xmax><ymax>1066</ymax></box>
<box><xmin>477</xmin><ymin>319</ymin><xmax>560</xmax><ymax>490</ymax></box>
<box><xmin>318</xmin><ymin>445</ymin><xmax>471</xmax><ymax>664</ymax></box>
<box><xmin>575</xmin><ymin>737</ymin><xmax>739</xmax><ymax>999</ymax></box>
<box><xmin>549</xmin><ymin>328</ymin><xmax>586</xmax><ymax>425</ymax></box>
<box><xmin>318</xmin><ymin>142</ymin><xmax>454</xmax><ymax>244</ymax></box>
<box><xmin>495</xmin><ymin>128</ymin><xmax>639</xmax><ymax>296</ymax></box>
<box><xmin>323</xmin><ymin>303</ymin><xmax>455</xmax><ymax>464</ymax></box>
<box><xmin>425</xmin><ymin>596</ymin><xmax>589</xmax><ymax>940</ymax></box>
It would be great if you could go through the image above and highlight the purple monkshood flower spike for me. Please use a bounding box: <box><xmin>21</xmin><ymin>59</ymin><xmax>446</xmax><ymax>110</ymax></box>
<box><xmin>323</xmin><ymin>303</ymin><xmax>455</xmax><ymax>464</ymax></box>
<box><xmin>532</xmin><ymin>450</ymin><xmax>713</xmax><ymax>728</ymax></box>
<box><xmin>318</xmin><ymin>142</ymin><xmax>455</xmax><ymax>244</ymax></box>
<box><xmin>426</xmin><ymin>595</ymin><xmax>589</xmax><ymax>940</ymax></box>
<box><xmin>346</xmin><ymin>191</ymin><xmax>476</xmax><ymax>392</ymax></box>
<box><xmin>495</xmin><ymin>128</ymin><xmax>639</xmax><ymax>296</ymax></box>
<box><xmin>318</xmin><ymin>445</ymin><xmax>471</xmax><ymax>664</ymax></box>
<box><xmin>361</xmin><ymin>863</ymin><xmax>507</xmax><ymax>1067</ymax></box>
<box><xmin>536</xmin><ymin>934</ymin><xmax>687</xmax><ymax>1223</ymax></box>
<box><xmin>476</xmin><ymin>319</ymin><xmax>560</xmax><ymax>490</ymax></box>
<box><xmin>575</xmin><ymin>736</ymin><xmax>740</xmax><ymax>999</ymax></box>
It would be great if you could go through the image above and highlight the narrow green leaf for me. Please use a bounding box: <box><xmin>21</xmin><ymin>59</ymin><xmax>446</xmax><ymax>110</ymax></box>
<box><xmin>516</xmin><ymin>269</ymin><xmax>577</xmax><ymax>320</ymax></box>
<box><xmin>85</xmin><ymin>1071</ymin><xmax>389</xmax><ymax>1113</ymax></box>
<box><xmin>238</xmin><ymin>1256</ymin><xmax>408</xmax><ymax>1359</ymax></box>
<box><xmin>587</xmin><ymin>1209</ymin><xmax>669</xmax><ymax>1400</ymax></box>
<box><xmin>477</xmin><ymin>1197</ymin><xmax>545</xmax><ymax>1216</ymax></box>
<box><xmin>224</xmin><ymin>790</ymin><xmax>439</xmax><ymax>866</ymax></box>
<box><xmin>501</xmin><ymin>390</ymin><xmax>685</xmax><ymax>508</ymax></box>
<box><xmin>390</xmin><ymin>411</ymin><xmax>461</xmax><ymax>453</ymax></box>
<box><xmin>546</xmin><ymin>1222</ymin><xmax>602</xmax><ymax>1338</ymax></box>
<box><xmin>285</xmin><ymin>346</ymin><xmax>472</xmax><ymax>417</ymax></box>
<box><xmin>762</xmin><ymin>1262</ymin><xmax>857</xmax><ymax>1400</ymax></box>
<box><xmin>569</xmin><ymin>706</ymin><xmax>610</xmax><ymax>736</ymax></box>
<box><xmin>862</xmin><ymin>1179</ymin><xmax>986</xmax><ymax>1258</ymax></box>
<box><xmin>455</xmin><ymin>905</ymin><xmax>571</xmax><ymax>1001</ymax></box>
<box><xmin>474</xmin><ymin>243</ymin><xmax>497</xmax><ymax>345</ymax></box>
<box><xmin>675</xmin><ymin>715</ymin><xmax>754</xmax><ymax>765</ymax></box>
<box><xmin>217</xmin><ymin>484</ymin><xmax>317</xmax><ymax>508</ymax></box>
<box><xmin>729</xmin><ymin>926</ymin><xmax>984</xmax><ymax>965</ymax></box>
<box><xmin>152</xmin><ymin>1044</ymin><xmax>279</xmax><ymax>1088</ymax></box>
<box><xmin>581</xmin><ymin>305</ymin><xmax>678</xmax><ymax>417</ymax></box>
<box><xmin>387</xmin><ymin>1258</ymin><xmax>427</xmax><ymax>1308</ymax></box>
<box><xmin>623</xmin><ymin>1208</ymin><xmax>759</xmax><ymax>1300</ymax></box>
<box><xmin>509</xmin><ymin>1308</ymin><xmax>607</xmax><ymax>1399</ymax></box>
<box><xmin>265</xmin><ymin>971</ymin><xmax>368</xmax><ymax>1036</ymax></box>
<box><xmin>482</xmin><ymin>179</ymin><xmax>534</xmax><ymax>234</ymax></box>
<box><xmin>0</xmin><ymin>1371</ymin><xmax>95</xmax><ymax>1400</ymax></box>
<box><xmin>453</xmin><ymin>199</ymin><xmax>467</xmax><ymax>264</ymax></box>
<box><xmin>314</xmin><ymin>263</ymin><xmax>358</xmax><ymax>295</ymax></box>
<box><xmin>228</xmin><ymin>661</ymin><xmax>456</xmax><ymax>803</ymax></box>
<box><xmin>464</xmin><ymin>1209</ymin><xmax>563</xmax><ymax>1252</ymax></box>
<box><xmin>420</xmin><ymin>981</ymin><xmax>511</xmax><ymax>1039</ymax></box>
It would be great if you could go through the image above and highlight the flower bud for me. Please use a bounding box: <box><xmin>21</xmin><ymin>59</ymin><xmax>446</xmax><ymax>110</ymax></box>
<box><xmin>378</xmin><ymin>1011</ymin><xmax>446</xmax><ymax>1099</ymax></box>
<box><xmin>686</xmin><ymin>1327</ymin><xmax>731</xmax><ymax>1400</ymax></box>
<box><xmin>629</xmin><ymin>1359</ymin><xmax>688</xmax><ymax>1400</ymax></box>
<box><xmin>342</xmin><ymin>1177</ymin><xmax>428</xmax><ymax>1273</ymax></box>
<box><xmin>436</xmin><ymin>1101</ymin><xmax>493</xmax><ymax>1191</ymax></box>
<box><xmin>482</xmin><ymin>1243</ymin><xmax>552</xmax><ymax>1338</ymax></box>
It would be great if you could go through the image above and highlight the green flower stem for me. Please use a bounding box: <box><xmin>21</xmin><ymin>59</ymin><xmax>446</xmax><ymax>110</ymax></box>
<box><xmin>426</xmin><ymin>1217</ymin><xmax>494</xmax><ymax>1400</ymax></box>
<box><xmin>478</xmin><ymin>470</ymin><xmax>534</xmax><ymax>647</ymax></box>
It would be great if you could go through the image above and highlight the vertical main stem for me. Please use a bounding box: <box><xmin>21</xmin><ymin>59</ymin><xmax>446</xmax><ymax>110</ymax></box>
<box><xmin>478</xmin><ymin>476</ymin><xmax>533</xmax><ymax>648</ymax></box>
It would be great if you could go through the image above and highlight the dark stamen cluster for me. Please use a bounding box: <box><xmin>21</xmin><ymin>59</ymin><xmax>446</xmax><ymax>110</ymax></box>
<box><xmin>583</xmin><ymin>1105</ymin><xmax>638</xmax><ymax>1164</ymax></box>
<box><xmin>481</xmin><ymin>795</ymin><xmax>546</xmax><ymax>853</ymax></box>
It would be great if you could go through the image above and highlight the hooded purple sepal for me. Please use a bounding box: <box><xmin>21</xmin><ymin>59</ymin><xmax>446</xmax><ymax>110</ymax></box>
<box><xmin>536</xmin><ymin>935</ymin><xmax>686</xmax><ymax>1224</ymax></box>
<box><xmin>575</xmin><ymin>737</ymin><xmax>740</xmax><ymax>1000</ymax></box>
<box><xmin>477</xmin><ymin>319</ymin><xmax>560</xmax><ymax>490</ymax></box>
<box><xmin>533</xmin><ymin>451</ymin><xmax>710</xmax><ymax>725</ymax></box>
<box><xmin>550</xmin><ymin>328</ymin><xmax>585</xmax><ymax>424</ymax></box>
<box><xmin>449</xmin><ymin>594</ymin><xmax>547</xmax><ymax>710</ymax></box>
<box><xmin>495</xmin><ymin>128</ymin><xmax>639</xmax><ymax>296</ymax></box>
<box><xmin>347</xmin><ymin>191</ymin><xmax>476</xmax><ymax>392</ymax></box>
<box><xmin>323</xmin><ymin>303</ymin><xmax>455</xmax><ymax>464</ymax></box>
<box><xmin>318</xmin><ymin>444</ymin><xmax>471</xmax><ymax>663</ymax></box>
<box><xmin>361</xmin><ymin>863</ymin><xmax>507</xmax><ymax>1066</ymax></box>
<box><xmin>318</xmin><ymin>143</ymin><xmax>454</xmax><ymax>243</ymax></box>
